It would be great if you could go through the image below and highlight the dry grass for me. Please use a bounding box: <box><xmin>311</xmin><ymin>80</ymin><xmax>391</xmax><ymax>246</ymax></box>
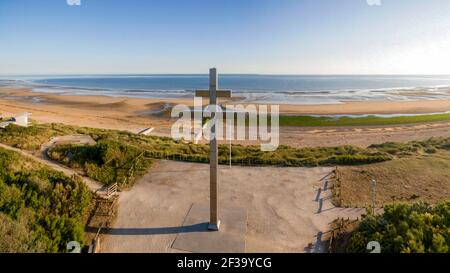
<box><xmin>335</xmin><ymin>152</ymin><xmax>450</xmax><ymax>207</ymax></box>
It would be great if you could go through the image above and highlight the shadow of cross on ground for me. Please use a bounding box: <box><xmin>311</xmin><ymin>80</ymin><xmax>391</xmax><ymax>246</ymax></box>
<box><xmin>95</xmin><ymin>223</ymin><xmax>210</xmax><ymax>236</ymax></box>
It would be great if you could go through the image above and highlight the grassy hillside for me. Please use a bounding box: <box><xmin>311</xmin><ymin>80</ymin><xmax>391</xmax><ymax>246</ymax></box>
<box><xmin>0</xmin><ymin>147</ymin><xmax>92</xmax><ymax>253</ymax></box>
<box><xmin>3</xmin><ymin>123</ymin><xmax>450</xmax><ymax>188</ymax></box>
<box><xmin>1</xmin><ymin>123</ymin><xmax>392</xmax><ymax>169</ymax></box>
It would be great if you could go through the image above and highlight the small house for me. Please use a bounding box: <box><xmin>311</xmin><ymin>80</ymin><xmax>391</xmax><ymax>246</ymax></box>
<box><xmin>0</xmin><ymin>113</ymin><xmax>30</xmax><ymax>128</ymax></box>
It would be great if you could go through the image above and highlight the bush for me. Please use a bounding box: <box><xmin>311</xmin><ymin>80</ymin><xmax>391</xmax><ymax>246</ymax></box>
<box><xmin>370</xmin><ymin>137</ymin><xmax>450</xmax><ymax>156</ymax></box>
<box><xmin>27</xmin><ymin>175</ymin><xmax>52</xmax><ymax>193</ymax></box>
<box><xmin>0</xmin><ymin>124</ymin><xmax>53</xmax><ymax>150</ymax></box>
<box><xmin>0</xmin><ymin>212</ymin><xmax>46</xmax><ymax>253</ymax></box>
<box><xmin>347</xmin><ymin>201</ymin><xmax>450</xmax><ymax>253</ymax></box>
<box><xmin>49</xmin><ymin>139</ymin><xmax>153</xmax><ymax>186</ymax></box>
<box><xmin>0</xmin><ymin>148</ymin><xmax>93</xmax><ymax>253</ymax></box>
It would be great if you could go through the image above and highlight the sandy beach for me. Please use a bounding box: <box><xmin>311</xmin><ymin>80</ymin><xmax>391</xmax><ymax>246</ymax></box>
<box><xmin>1</xmin><ymin>86</ymin><xmax>450</xmax><ymax>148</ymax></box>
<box><xmin>4</xmin><ymin>87</ymin><xmax>450</xmax><ymax>115</ymax></box>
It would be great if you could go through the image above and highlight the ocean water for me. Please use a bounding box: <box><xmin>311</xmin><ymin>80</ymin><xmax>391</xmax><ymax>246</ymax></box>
<box><xmin>2</xmin><ymin>74</ymin><xmax>450</xmax><ymax>105</ymax></box>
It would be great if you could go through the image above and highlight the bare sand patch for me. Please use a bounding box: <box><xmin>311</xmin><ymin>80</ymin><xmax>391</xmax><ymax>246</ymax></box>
<box><xmin>101</xmin><ymin>161</ymin><xmax>363</xmax><ymax>253</ymax></box>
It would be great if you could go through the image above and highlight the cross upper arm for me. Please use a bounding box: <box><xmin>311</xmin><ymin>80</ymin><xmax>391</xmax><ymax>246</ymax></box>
<box><xmin>195</xmin><ymin>90</ymin><xmax>232</xmax><ymax>98</ymax></box>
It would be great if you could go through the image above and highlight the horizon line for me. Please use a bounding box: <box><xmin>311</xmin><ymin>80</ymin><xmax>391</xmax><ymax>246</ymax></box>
<box><xmin>2</xmin><ymin>73</ymin><xmax>450</xmax><ymax>77</ymax></box>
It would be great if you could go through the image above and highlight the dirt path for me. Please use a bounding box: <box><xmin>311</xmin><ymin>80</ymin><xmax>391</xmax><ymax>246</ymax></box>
<box><xmin>0</xmin><ymin>142</ymin><xmax>104</xmax><ymax>193</ymax></box>
<box><xmin>101</xmin><ymin>161</ymin><xmax>364</xmax><ymax>253</ymax></box>
<box><xmin>278</xmin><ymin>121</ymin><xmax>450</xmax><ymax>148</ymax></box>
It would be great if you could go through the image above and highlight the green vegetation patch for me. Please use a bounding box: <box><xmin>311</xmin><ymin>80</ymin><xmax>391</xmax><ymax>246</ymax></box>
<box><xmin>48</xmin><ymin>139</ymin><xmax>153</xmax><ymax>186</ymax></box>
<box><xmin>0</xmin><ymin>123</ymin><xmax>394</xmax><ymax>170</ymax></box>
<box><xmin>0</xmin><ymin>147</ymin><xmax>92</xmax><ymax>253</ymax></box>
<box><xmin>369</xmin><ymin>137</ymin><xmax>450</xmax><ymax>156</ymax></box>
<box><xmin>0</xmin><ymin>123</ymin><xmax>83</xmax><ymax>151</ymax></box>
<box><xmin>217</xmin><ymin>145</ymin><xmax>391</xmax><ymax>167</ymax></box>
<box><xmin>9</xmin><ymin>123</ymin><xmax>450</xmax><ymax>172</ymax></box>
<box><xmin>0</xmin><ymin>124</ymin><xmax>55</xmax><ymax>150</ymax></box>
<box><xmin>347</xmin><ymin>201</ymin><xmax>450</xmax><ymax>253</ymax></box>
<box><xmin>279</xmin><ymin>112</ymin><xmax>450</xmax><ymax>127</ymax></box>
<box><xmin>104</xmin><ymin>130</ymin><xmax>393</xmax><ymax>167</ymax></box>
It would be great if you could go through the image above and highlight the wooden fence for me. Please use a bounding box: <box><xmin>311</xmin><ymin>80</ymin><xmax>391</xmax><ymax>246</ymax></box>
<box><xmin>328</xmin><ymin>217</ymin><xmax>359</xmax><ymax>253</ymax></box>
<box><xmin>143</xmin><ymin>150</ymin><xmax>294</xmax><ymax>167</ymax></box>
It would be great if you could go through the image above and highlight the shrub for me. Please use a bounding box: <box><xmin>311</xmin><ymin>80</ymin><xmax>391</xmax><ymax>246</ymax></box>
<box><xmin>27</xmin><ymin>175</ymin><xmax>52</xmax><ymax>193</ymax></box>
<box><xmin>0</xmin><ymin>124</ymin><xmax>53</xmax><ymax>150</ymax></box>
<box><xmin>0</xmin><ymin>148</ymin><xmax>93</xmax><ymax>253</ymax></box>
<box><xmin>370</xmin><ymin>137</ymin><xmax>450</xmax><ymax>156</ymax></box>
<box><xmin>347</xmin><ymin>201</ymin><xmax>450</xmax><ymax>253</ymax></box>
<box><xmin>49</xmin><ymin>139</ymin><xmax>153</xmax><ymax>186</ymax></box>
<box><xmin>0</xmin><ymin>212</ymin><xmax>47</xmax><ymax>253</ymax></box>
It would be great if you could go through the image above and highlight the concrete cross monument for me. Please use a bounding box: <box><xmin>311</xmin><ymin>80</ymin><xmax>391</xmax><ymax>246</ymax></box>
<box><xmin>172</xmin><ymin>69</ymin><xmax>248</xmax><ymax>252</ymax></box>
<box><xmin>195</xmin><ymin>68</ymin><xmax>231</xmax><ymax>231</ymax></box>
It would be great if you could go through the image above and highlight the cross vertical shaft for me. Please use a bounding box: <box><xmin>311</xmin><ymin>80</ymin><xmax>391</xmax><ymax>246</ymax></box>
<box><xmin>209</xmin><ymin>68</ymin><xmax>219</xmax><ymax>231</ymax></box>
<box><xmin>196</xmin><ymin>68</ymin><xmax>231</xmax><ymax>232</ymax></box>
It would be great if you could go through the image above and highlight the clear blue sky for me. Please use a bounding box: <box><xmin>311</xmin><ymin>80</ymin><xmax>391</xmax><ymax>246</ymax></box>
<box><xmin>1</xmin><ymin>0</ymin><xmax>450</xmax><ymax>74</ymax></box>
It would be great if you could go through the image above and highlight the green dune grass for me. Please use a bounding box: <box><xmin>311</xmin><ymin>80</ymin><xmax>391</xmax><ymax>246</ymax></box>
<box><xmin>279</xmin><ymin>112</ymin><xmax>450</xmax><ymax>127</ymax></box>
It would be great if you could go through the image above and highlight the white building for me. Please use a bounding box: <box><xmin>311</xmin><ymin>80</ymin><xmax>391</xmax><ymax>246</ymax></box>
<box><xmin>0</xmin><ymin>113</ymin><xmax>30</xmax><ymax>128</ymax></box>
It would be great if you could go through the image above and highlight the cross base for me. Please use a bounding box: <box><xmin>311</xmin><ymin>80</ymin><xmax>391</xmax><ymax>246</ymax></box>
<box><xmin>208</xmin><ymin>220</ymin><xmax>221</xmax><ymax>231</ymax></box>
<box><xmin>171</xmin><ymin>203</ymin><xmax>247</xmax><ymax>253</ymax></box>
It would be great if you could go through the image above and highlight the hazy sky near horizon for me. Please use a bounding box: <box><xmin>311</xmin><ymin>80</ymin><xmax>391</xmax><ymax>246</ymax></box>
<box><xmin>1</xmin><ymin>0</ymin><xmax>450</xmax><ymax>75</ymax></box>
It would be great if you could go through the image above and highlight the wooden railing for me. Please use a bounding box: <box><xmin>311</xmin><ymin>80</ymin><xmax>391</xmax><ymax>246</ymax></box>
<box><xmin>121</xmin><ymin>152</ymin><xmax>144</xmax><ymax>185</ymax></box>
<box><xmin>106</xmin><ymin>183</ymin><xmax>118</xmax><ymax>198</ymax></box>
<box><xmin>88</xmin><ymin>223</ymin><xmax>104</xmax><ymax>253</ymax></box>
